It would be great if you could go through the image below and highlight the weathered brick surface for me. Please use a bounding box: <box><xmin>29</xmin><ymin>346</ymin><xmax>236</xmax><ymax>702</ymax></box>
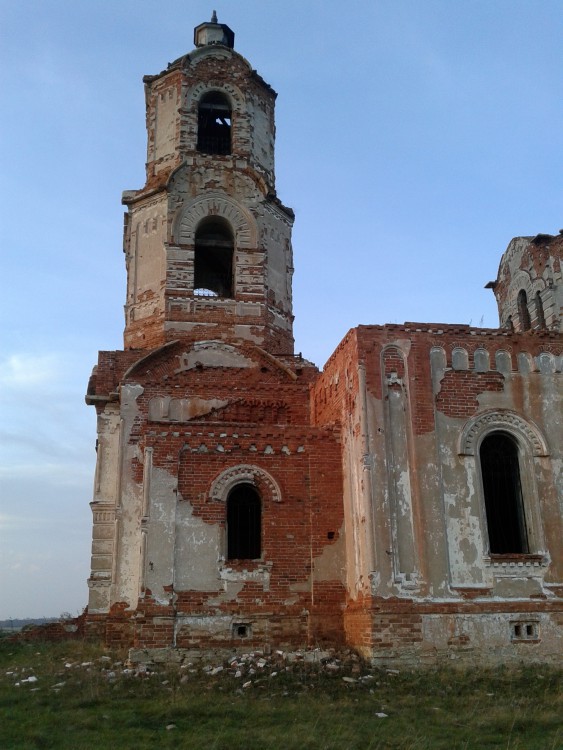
<box><xmin>84</xmin><ymin>20</ymin><xmax>563</xmax><ymax>666</ymax></box>
<box><xmin>11</xmin><ymin>612</ymin><xmax>87</xmax><ymax>644</ymax></box>
<box><xmin>492</xmin><ymin>233</ymin><xmax>563</xmax><ymax>332</ymax></box>
<box><xmin>436</xmin><ymin>370</ymin><xmax>504</xmax><ymax>418</ymax></box>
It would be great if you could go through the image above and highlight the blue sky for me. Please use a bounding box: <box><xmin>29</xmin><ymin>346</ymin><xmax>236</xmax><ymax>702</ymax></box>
<box><xmin>1</xmin><ymin>0</ymin><xmax>562</xmax><ymax>619</ymax></box>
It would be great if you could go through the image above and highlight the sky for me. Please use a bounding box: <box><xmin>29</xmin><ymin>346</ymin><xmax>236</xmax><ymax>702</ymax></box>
<box><xmin>1</xmin><ymin>0</ymin><xmax>562</xmax><ymax>620</ymax></box>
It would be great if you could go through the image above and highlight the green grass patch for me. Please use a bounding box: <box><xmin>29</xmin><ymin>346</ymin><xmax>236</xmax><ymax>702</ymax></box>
<box><xmin>0</xmin><ymin>640</ymin><xmax>561</xmax><ymax>749</ymax></box>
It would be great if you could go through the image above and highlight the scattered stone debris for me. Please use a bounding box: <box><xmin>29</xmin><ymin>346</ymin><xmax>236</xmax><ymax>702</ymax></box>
<box><xmin>1</xmin><ymin>646</ymin><xmax>398</xmax><ymax>694</ymax></box>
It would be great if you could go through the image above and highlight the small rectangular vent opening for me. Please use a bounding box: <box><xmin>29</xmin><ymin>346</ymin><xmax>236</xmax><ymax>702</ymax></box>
<box><xmin>232</xmin><ymin>623</ymin><xmax>251</xmax><ymax>639</ymax></box>
<box><xmin>510</xmin><ymin>620</ymin><xmax>539</xmax><ymax>642</ymax></box>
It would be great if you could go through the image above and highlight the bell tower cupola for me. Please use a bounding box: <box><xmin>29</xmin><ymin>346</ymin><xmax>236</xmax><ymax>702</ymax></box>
<box><xmin>121</xmin><ymin>15</ymin><xmax>295</xmax><ymax>354</ymax></box>
<box><xmin>194</xmin><ymin>11</ymin><xmax>235</xmax><ymax>49</ymax></box>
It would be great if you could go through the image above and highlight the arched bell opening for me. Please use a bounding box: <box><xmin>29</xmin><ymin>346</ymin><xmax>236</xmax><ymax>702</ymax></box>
<box><xmin>193</xmin><ymin>218</ymin><xmax>234</xmax><ymax>298</ymax></box>
<box><xmin>197</xmin><ymin>91</ymin><xmax>232</xmax><ymax>155</ymax></box>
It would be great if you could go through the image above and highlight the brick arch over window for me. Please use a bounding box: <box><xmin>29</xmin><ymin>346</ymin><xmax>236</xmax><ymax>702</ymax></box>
<box><xmin>187</xmin><ymin>82</ymin><xmax>244</xmax><ymax>118</ymax></box>
<box><xmin>460</xmin><ymin>411</ymin><xmax>548</xmax><ymax>557</ymax></box>
<box><xmin>187</xmin><ymin>81</ymin><xmax>245</xmax><ymax>155</ymax></box>
<box><xmin>504</xmin><ymin>271</ymin><xmax>532</xmax><ymax>329</ymax></box>
<box><xmin>209</xmin><ymin>464</ymin><xmax>282</xmax><ymax>504</ymax></box>
<box><xmin>459</xmin><ymin>411</ymin><xmax>549</xmax><ymax>457</ymax></box>
<box><xmin>173</xmin><ymin>193</ymin><xmax>257</xmax><ymax>249</ymax></box>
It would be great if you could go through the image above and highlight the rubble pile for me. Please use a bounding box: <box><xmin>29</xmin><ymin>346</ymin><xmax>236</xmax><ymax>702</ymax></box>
<box><xmin>3</xmin><ymin>647</ymin><xmax>399</xmax><ymax>693</ymax></box>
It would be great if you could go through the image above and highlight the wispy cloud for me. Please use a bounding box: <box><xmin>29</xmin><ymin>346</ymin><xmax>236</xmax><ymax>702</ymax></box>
<box><xmin>0</xmin><ymin>353</ymin><xmax>59</xmax><ymax>389</ymax></box>
<box><xmin>0</xmin><ymin>514</ymin><xmax>46</xmax><ymax>532</ymax></box>
<box><xmin>0</xmin><ymin>462</ymin><xmax>92</xmax><ymax>485</ymax></box>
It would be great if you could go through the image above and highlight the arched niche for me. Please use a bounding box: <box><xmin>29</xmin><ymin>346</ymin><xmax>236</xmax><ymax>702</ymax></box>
<box><xmin>495</xmin><ymin>350</ymin><xmax>512</xmax><ymax>374</ymax></box>
<box><xmin>473</xmin><ymin>348</ymin><xmax>490</xmax><ymax>372</ymax></box>
<box><xmin>452</xmin><ymin>347</ymin><xmax>469</xmax><ymax>371</ymax></box>
<box><xmin>537</xmin><ymin>352</ymin><xmax>556</xmax><ymax>375</ymax></box>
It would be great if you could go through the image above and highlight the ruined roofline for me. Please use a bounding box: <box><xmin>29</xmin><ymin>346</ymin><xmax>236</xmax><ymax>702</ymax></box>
<box><xmin>319</xmin><ymin>318</ymin><xmax>563</xmax><ymax>374</ymax></box>
<box><xmin>357</xmin><ymin>322</ymin><xmax>562</xmax><ymax>336</ymax></box>
<box><xmin>490</xmin><ymin>231</ymin><xmax>563</xmax><ymax>282</ymax></box>
<box><xmin>142</xmin><ymin>49</ymin><xmax>277</xmax><ymax>98</ymax></box>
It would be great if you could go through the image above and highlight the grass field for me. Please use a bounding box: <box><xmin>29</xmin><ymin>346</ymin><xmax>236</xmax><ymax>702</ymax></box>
<box><xmin>0</xmin><ymin>639</ymin><xmax>561</xmax><ymax>749</ymax></box>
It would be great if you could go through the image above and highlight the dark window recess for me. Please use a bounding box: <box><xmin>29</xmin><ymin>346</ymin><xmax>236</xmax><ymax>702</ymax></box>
<box><xmin>480</xmin><ymin>433</ymin><xmax>529</xmax><ymax>554</ymax></box>
<box><xmin>227</xmin><ymin>484</ymin><xmax>261</xmax><ymax>560</ymax></box>
<box><xmin>194</xmin><ymin>220</ymin><xmax>234</xmax><ymax>298</ymax></box>
<box><xmin>197</xmin><ymin>92</ymin><xmax>231</xmax><ymax>155</ymax></box>
<box><xmin>511</xmin><ymin>621</ymin><xmax>538</xmax><ymax>641</ymax></box>
<box><xmin>535</xmin><ymin>292</ymin><xmax>546</xmax><ymax>329</ymax></box>
<box><xmin>232</xmin><ymin>623</ymin><xmax>251</xmax><ymax>639</ymax></box>
<box><xmin>517</xmin><ymin>289</ymin><xmax>531</xmax><ymax>331</ymax></box>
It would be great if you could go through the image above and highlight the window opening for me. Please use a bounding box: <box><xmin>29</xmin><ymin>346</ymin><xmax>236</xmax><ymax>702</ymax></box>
<box><xmin>194</xmin><ymin>219</ymin><xmax>234</xmax><ymax>298</ymax></box>
<box><xmin>535</xmin><ymin>292</ymin><xmax>546</xmax><ymax>329</ymax></box>
<box><xmin>227</xmin><ymin>483</ymin><xmax>261</xmax><ymax>560</ymax></box>
<box><xmin>517</xmin><ymin>289</ymin><xmax>531</xmax><ymax>331</ymax></box>
<box><xmin>480</xmin><ymin>433</ymin><xmax>528</xmax><ymax>554</ymax></box>
<box><xmin>197</xmin><ymin>92</ymin><xmax>231</xmax><ymax>155</ymax></box>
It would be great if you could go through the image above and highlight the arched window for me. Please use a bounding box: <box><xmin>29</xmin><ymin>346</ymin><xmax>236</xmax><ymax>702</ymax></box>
<box><xmin>517</xmin><ymin>289</ymin><xmax>531</xmax><ymax>331</ymax></box>
<box><xmin>535</xmin><ymin>292</ymin><xmax>546</xmax><ymax>329</ymax></box>
<box><xmin>480</xmin><ymin>433</ymin><xmax>529</xmax><ymax>554</ymax></box>
<box><xmin>227</xmin><ymin>484</ymin><xmax>261</xmax><ymax>560</ymax></box>
<box><xmin>197</xmin><ymin>91</ymin><xmax>231</xmax><ymax>155</ymax></box>
<box><xmin>194</xmin><ymin>219</ymin><xmax>234</xmax><ymax>298</ymax></box>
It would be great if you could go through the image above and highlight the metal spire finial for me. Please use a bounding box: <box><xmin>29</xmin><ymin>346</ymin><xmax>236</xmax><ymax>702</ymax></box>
<box><xmin>211</xmin><ymin>10</ymin><xmax>218</xmax><ymax>23</ymax></box>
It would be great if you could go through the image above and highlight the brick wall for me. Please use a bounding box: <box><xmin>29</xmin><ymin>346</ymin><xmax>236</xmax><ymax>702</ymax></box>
<box><xmin>436</xmin><ymin>370</ymin><xmax>504</xmax><ymax>418</ymax></box>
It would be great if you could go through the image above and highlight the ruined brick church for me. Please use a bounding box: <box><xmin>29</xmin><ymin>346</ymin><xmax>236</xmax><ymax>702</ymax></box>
<box><xmin>85</xmin><ymin>15</ymin><xmax>563</xmax><ymax>665</ymax></box>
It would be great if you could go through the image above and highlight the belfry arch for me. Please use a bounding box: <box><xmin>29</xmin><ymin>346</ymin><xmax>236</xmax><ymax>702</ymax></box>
<box><xmin>173</xmin><ymin>193</ymin><xmax>258</xmax><ymax>249</ymax></box>
<box><xmin>197</xmin><ymin>91</ymin><xmax>232</xmax><ymax>155</ymax></box>
<box><xmin>193</xmin><ymin>217</ymin><xmax>234</xmax><ymax>297</ymax></box>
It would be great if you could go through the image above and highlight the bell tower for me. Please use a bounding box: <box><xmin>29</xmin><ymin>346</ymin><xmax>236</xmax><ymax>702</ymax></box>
<box><xmin>487</xmin><ymin>232</ymin><xmax>563</xmax><ymax>332</ymax></box>
<box><xmin>122</xmin><ymin>13</ymin><xmax>295</xmax><ymax>354</ymax></box>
